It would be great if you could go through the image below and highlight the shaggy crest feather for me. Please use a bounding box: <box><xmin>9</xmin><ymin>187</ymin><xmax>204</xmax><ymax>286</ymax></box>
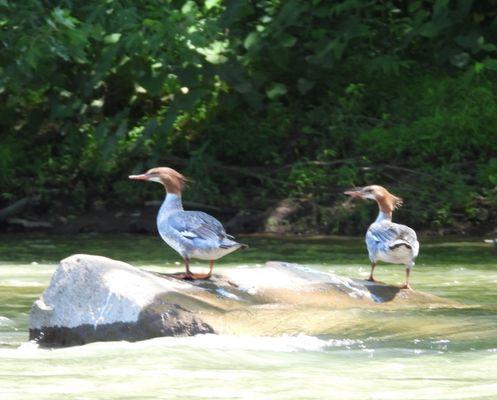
<box><xmin>366</xmin><ymin>185</ymin><xmax>403</xmax><ymax>214</ymax></box>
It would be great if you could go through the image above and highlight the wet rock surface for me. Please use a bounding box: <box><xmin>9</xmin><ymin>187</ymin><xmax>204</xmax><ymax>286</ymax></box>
<box><xmin>29</xmin><ymin>255</ymin><xmax>213</xmax><ymax>346</ymax></box>
<box><xmin>30</xmin><ymin>255</ymin><xmax>453</xmax><ymax>346</ymax></box>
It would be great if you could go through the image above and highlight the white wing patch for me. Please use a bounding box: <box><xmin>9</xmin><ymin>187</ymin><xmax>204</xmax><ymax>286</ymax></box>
<box><xmin>179</xmin><ymin>230</ymin><xmax>198</xmax><ymax>239</ymax></box>
<box><xmin>369</xmin><ymin>233</ymin><xmax>381</xmax><ymax>242</ymax></box>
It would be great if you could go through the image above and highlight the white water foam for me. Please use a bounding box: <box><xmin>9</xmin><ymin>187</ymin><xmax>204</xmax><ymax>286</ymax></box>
<box><xmin>0</xmin><ymin>341</ymin><xmax>41</xmax><ymax>358</ymax></box>
<box><xmin>0</xmin><ymin>334</ymin><xmax>368</xmax><ymax>359</ymax></box>
<box><xmin>73</xmin><ymin>334</ymin><xmax>367</xmax><ymax>354</ymax></box>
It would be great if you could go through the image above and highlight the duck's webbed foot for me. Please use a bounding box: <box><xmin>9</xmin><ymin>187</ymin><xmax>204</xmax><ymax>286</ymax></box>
<box><xmin>167</xmin><ymin>271</ymin><xmax>211</xmax><ymax>280</ymax></box>
<box><xmin>366</xmin><ymin>262</ymin><xmax>382</xmax><ymax>283</ymax></box>
<box><xmin>167</xmin><ymin>272</ymin><xmax>194</xmax><ymax>280</ymax></box>
<box><xmin>187</xmin><ymin>260</ymin><xmax>214</xmax><ymax>280</ymax></box>
<box><xmin>168</xmin><ymin>259</ymin><xmax>213</xmax><ymax>280</ymax></box>
<box><xmin>186</xmin><ymin>272</ymin><xmax>212</xmax><ymax>280</ymax></box>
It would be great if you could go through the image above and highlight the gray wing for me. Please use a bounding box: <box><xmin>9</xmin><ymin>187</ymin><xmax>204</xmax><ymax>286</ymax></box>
<box><xmin>368</xmin><ymin>221</ymin><xmax>418</xmax><ymax>249</ymax></box>
<box><xmin>167</xmin><ymin>211</ymin><xmax>228</xmax><ymax>244</ymax></box>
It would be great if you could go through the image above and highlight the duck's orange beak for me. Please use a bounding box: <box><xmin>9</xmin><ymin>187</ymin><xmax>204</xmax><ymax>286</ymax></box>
<box><xmin>344</xmin><ymin>190</ymin><xmax>363</xmax><ymax>198</ymax></box>
<box><xmin>129</xmin><ymin>174</ymin><xmax>149</xmax><ymax>180</ymax></box>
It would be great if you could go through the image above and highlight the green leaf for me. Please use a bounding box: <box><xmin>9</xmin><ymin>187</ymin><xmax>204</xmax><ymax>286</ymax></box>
<box><xmin>280</xmin><ymin>34</ymin><xmax>297</xmax><ymax>48</ymax></box>
<box><xmin>234</xmin><ymin>82</ymin><xmax>253</xmax><ymax>94</ymax></box>
<box><xmin>244</xmin><ymin>32</ymin><xmax>259</xmax><ymax>50</ymax></box>
<box><xmin>297</xmin><ymin>78</ymin><xmax>314</xmax><ymax>94</ymax></box>
<box><xmin>482</xmin><ymin>43</ymin><xmax>497</xmax><ymax>52</ymax></box>
<box><xmin>331</xmin><ymin>39</ymin><xmax>346</xmax><ymax>60</ymax></box>
<box><xmin>266</xmin><ymin>83</ymin><xmax>287</xmax><ymax>99</ymax></box>
<box><xmin>220</xmin><ymin>0</ymin><xmax>252</xmax><ymax>27</ymax></box>
<box><xmin>51</xmin><ymin>8</ymin><xmax>77</xmax><ymax>29</ymax></box>
<box><xmin>454</xmin><ymin>35</ymin><xmax>477</xmax><ymax>50</ymax></box>
<box><xmin>419</xmin><ymin>22</ymin><xmax>439</xmax><ymax>38</ymax></box>
<box><xmin>433</xmin><ymin>0</ymin><xmax>449</xmax><ymax>18</ymax></box>
<box><xmin>450</xmin><ymin>52</ymin><xmax>470</xmax><ymax>68</ymax></box>
<box><xmin>182</xmin><ymin>1</ymin><xmax>197</xmax><ymax>14</ymax></box>
<box><xmin>474</xmin><ymin>61</ymin><xmax>485</xmax><ymax>74</ymax></box>
<box><xmin>205</xmin><ymin>0</ymin><xmax>221</xmax><ymax>10</ymax></box>
<box><xmin>104</xmin><ymin>33</ymin><xmax>121</xmax><ymax>44</ymax></box>
<box><xmin>483</xmin><ymin>58</ymin><xmax>497</xmax><ymax>71</ymax></box>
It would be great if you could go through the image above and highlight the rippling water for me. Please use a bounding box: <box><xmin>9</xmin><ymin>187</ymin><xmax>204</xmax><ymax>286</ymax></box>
<box><xmin>1</xmin><ymin>234</ymin><xmax>496</xmax><ymax>399</ymax></box>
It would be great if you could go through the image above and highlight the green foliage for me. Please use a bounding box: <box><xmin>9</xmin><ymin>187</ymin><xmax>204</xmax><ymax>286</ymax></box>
<box><xmin>0</xmin><ymin>0</ymin><xmax>223</xmax><ymax>207</ymax></box>
<box><xmin>1</xmin><ymin>0</ymin><xmax>497</xmax><ymax>233</ymax></box>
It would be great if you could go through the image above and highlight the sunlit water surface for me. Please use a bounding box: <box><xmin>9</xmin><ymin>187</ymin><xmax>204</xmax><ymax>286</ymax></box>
<box><xmin>1</xmin><ymin>234</ymin><xmax>496</xmax><ymax>399</ymax></box>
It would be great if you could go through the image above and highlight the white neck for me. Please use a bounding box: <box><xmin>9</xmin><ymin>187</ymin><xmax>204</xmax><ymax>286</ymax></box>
<box><xmin>161</xmin><ymin>193</ymin><xmax>183</xmax><ymax>213</ymax></box>
<box><xmin>374</xmin><ymin>209</ymin><xmax>392</xmax><ymax>223</ymax></box>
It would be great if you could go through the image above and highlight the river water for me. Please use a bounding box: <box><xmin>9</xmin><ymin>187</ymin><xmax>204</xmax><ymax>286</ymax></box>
<box><xmin>0</xmin><ymin>234</ymin><xmax>496</xmax><ymax>399</ymax></box>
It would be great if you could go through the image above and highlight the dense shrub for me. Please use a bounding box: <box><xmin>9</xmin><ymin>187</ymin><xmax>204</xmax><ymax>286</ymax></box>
<box><xmin>1</xmin><ymin>0</ymin><xmax>496</xmax><ymax>233</ymax></box>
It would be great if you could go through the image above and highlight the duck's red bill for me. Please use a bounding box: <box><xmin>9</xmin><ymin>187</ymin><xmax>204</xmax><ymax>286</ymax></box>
<box><xmin>129</xmin><ymin>174</ymin><xmax>149</xmax><ymax>180</ymax></box>
<box><xmin>344</xmin><ymin>190</ymin><xmax>362</xmax><ymax>198</ymax></box>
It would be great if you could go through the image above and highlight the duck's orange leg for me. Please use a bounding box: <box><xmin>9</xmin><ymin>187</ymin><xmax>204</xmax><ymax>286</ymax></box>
<box><xmin>167</xmin><ymin>257</ymin><xmax>193</xmax><ymax>279</ymax></box>
<box><xmin>188</xmin><ymin>260</ymin><xmax>213</xmax><ymax>280</ymax></box>
<box><xmin>367</xmin><ymin>262</ymin><xmax>378</xmax><ymax>282</ymax></box>
<box><xmin>401</xmin><ymin>267</ymin><xmax>412</xmax><ymax>290</ymax></box>
<box><xmin>169</xmin><ymin>258</ymin><xmax>213</xmax><ymax>280</ymax></box>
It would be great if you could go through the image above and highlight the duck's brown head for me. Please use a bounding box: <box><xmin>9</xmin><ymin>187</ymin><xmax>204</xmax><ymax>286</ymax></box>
<box><xmin>344</xmin><ymin>185</ymin><xmax>403</xmax><ymax>215</ymax></box>
<box><xmin>129</xmin><ymin>167</ymin><xmax>188</xmax><ymax>194</ymax></box>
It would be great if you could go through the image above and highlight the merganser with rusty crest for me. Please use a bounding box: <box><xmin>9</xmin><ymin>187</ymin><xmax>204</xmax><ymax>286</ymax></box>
<box><xmin>130</xmin><ymin>167</ymin><xmax>246</xmax><ymax>280</ymax></box>
<box><xmin>345</xmin><ymin>185</ymin><xmax>419</xmax><ymax>289</ymax></box>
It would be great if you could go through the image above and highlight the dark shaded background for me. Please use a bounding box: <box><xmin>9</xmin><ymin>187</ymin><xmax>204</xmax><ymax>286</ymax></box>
<box><xmin>1</xmin><ymin>0</ymin><xmax>496</xmax><ymax>235</ymax></box>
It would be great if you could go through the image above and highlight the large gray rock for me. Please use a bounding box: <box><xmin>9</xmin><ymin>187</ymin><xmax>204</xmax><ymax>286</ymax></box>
<box><xmin>29</xmin><ymin>255</ymin><xmax>214</xmax><ymax>346</ymax></box>
<box><xmin>30</xmin><ymin>254</ymin><xmax>453</xmax><ymax>346</ymax></box>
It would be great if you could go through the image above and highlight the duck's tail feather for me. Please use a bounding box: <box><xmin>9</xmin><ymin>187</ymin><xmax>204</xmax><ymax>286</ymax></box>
<box><xmin>220</xmin><ymin>239</ymin><xmax>248</xmax><ymax>250</ymax></box>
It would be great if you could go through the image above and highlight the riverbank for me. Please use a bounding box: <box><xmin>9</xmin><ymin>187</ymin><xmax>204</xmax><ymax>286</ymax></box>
<box><xmin>1</xmin><ymin>199</ymin><xmax>495</xmax><ymax>238</ymax></box>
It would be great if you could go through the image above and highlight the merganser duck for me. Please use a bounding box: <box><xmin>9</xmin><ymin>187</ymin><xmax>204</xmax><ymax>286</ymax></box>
<box><xmin>129</xmin><ymin>167</ymin><xmax>246</xmax><ymax>280</ymax></box>
<box><xmin>344</xmin><ymin>185</ymin><xmax>419</xmax><ymax>289</ymax></box>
